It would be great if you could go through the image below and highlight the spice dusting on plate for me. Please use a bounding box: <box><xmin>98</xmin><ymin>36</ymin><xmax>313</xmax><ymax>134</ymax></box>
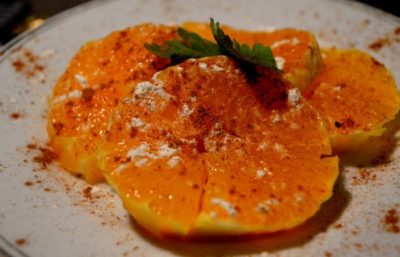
<box><xmin>24</xmin><ymin>181</ymin><xmax>33</xmax><ymax>186</ymax></box>
<box><xmin>83</xmin><ymin>186</ymin><xmax>93</xmax><ymax>200</ymax></box>
<box><xmin>9</xmin><ymin>112</ymin><xmax>22</xmax><ymax>120</ymax></box>
<box><xmin>26</xmin><ymin>143</ymin><xmax>37</xmax><ymax>150</ymax></box>
<box><xmin>334</xmin><ymin>223</ymin><xmax>343</xmax><ymax>229</ymax></box>
<box><xmin>384</xmin><ymin>208</ymin><xmax>399</xmax><ymax>233</ymax></box>
<box><xmin>15</xmin><ymin>238</ymin><xmax>27</xmax><ymax>246</ymax></box>
<box><xmin>351</xmin><ymin>168</ymin><xmax>377</xmax><ymax>186</ymax></box>
<box><xmin>368</xmin><ymin>37</ymin><xmax>390</xmax><ymax>51</ymax></box>
<box><xmin>10</xmin><ymin>48</ymin><xmax>47</xmax><ymax>84</ymax></box>
<box><xmin>32</xmin><ymin>146</ymin><xmax>58</xmax><ymax>169</ymax></box>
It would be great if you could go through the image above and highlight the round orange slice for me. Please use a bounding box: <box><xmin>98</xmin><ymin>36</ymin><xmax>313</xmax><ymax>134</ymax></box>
<box><xmin>98</xmin><ymin>56</ymin><xmax>338</xmax><ymax>237</ymax></box>
<box><xmin>182</xmin><ymin>22</ymin><xmax>321</xmax><ymax>91</ymax></box>
<box><xmin>47</xmin><ymin>24</ymin><xmax>177</xmax><ymax>183</ymax></box>
<box><xmin>305</xmin><ymin>49</ymin><xmax>400</xmax><ymax>152</ymax></box>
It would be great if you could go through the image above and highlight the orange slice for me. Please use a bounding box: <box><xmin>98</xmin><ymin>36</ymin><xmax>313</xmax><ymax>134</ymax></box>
<box><xmin>98</xmin><ymin>56</ymin><xmax>338</xmax><ymax>237</ymax></box>
<box><xmin>182</xmin><ymin>22</ymin><xmax>321</xmax><ymax>91</ymax></box>
<box><xmin>304</xmin><ymin>49</ymin><xmax>400</xmax><ymax>152</ymax></box>
<box><xmin>47</xmin><ymin>24</ymin><xmax>177</xmax><ymax>183</ymax></box>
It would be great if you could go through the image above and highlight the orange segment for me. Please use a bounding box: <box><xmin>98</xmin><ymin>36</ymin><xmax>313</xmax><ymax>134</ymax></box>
<box><xmin>97</xmin><ymin>140</ymin><xmax>207</xmax><ymax>236</ymax></box>
<box><xmin>184</xmin><ymin>58</ymin><xmax>337</xmax><ymax>235</ymax></box>
<box><xmin>97</xmin><ymin>65</ymin><xmax>209</xmax><ymax>236</ymax></box>
<box><xmin>305</xmin><ymin>49</ymin><xmax>400</xmax><ymax>152</ymax></box>
<box><xmin>98</xmin><ymin>56</ymin><xmax>338</xmax><ymax>237</ymax></box>
<box><xmin>47</xmin><ymin>24</ymin><xmax>177</xmax><ymax>183</ymax></box>
<box><xmin>182</xmin><ymin>22</ymin><xmax>321</xmax><ymax>90</ymax></box>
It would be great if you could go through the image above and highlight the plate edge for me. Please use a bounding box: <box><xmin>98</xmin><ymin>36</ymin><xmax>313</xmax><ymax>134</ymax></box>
<box><xmin>0</xmin><ymin>0</ymin><xmax>116</xmax><ymax>63</ymax></box>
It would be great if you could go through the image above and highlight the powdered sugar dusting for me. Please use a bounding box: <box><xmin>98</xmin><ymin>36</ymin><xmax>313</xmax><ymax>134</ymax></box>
<box><xmin>288</xmin><ymin>88</ymin><xmax>301</xmax><ymax>107</ymax></box>
<box><xmin>130</xmin><ymin>117</ymin><xmax>149</xmax><ymax>130</ymax></box>
<box><xmin>211</xmin><ymin>64</ymin><xmax>224</xmax><ymax>72</ymax></box>
<box><xmin>52</xmin><ymin>90</ymin><xmax>82</xmax><ymax>104</ymax></box>
<box><xmin>126</xmin><ymin>142</ymin><xmax>179</xmax><ymax>167</ymax></box>
<box><xmin>275</xmin><ymin>56</ymin><xmax>286</xmax><ymax>70</ymax></box>
<box><xmin>271</xmin><ymin>38</ymin><xmax>301</xmax><ymax>49</ymax></box>
<box><xmin>179</xmin><ymin>103</ymin><xmax>194</xmax><ymax>117</ymax></box>
<box><xmin>127</xmin><ymin>143</ymin><xmax>156</xmax><ymax>161</ymax></box>
<box><xmin>256</xmin><ymin>169</ymin><xmax>266</xmax><ymax>178</ymax></box>
<box><xmin>74</xmin><ymin>74</ymin><xmax>89</xmax><ymax>88</ymax></box>
<box><xmin>211</xmin><ymin>198</ymin><xmax>237</xmax><ymax>218</ymax></box>
<box><xmin>157</xmin><ymin>144</ymin><xmax>178</xmax><ymax>158</ymax></box>
<box><xmin>256</xmin><ymin>198</ymin><xmax>280</xmax><ymax>214</ymax></box>
<box><xmin>271</xmin><ymin>113</ymin><xmax>281</xmax><ymax>124</ymax></box>
<box><xmin>198</xmin><ymin>62</ymin><xmax>208</xmax><ymax>70</ymax></box>
<box><xmin>134</xmin><ymin>81</ymin><xmax>170</xmax><ymax>99</ymax></box>
<box><xmin>167</xmin><ymin>156</ymin><xmax>181</xmax><ymax>167</ymax></box>
<box><xmin>273</xmin><ymin>143</ymin><xmax>288</xmax><ymax>159</ymax></box>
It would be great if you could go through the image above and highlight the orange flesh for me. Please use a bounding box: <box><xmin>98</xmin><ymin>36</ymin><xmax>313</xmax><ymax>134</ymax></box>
<box><xmin>48</xmin><ymin>23</ymin><xmax>323</xmax><ymax>184</ymax></box>
<box><xmin>183</xmin><ymin>22</ymin><xmax>321</xmax><ymax>90</ymax></box>
<box><xmin>99</xmin><ymin>56</ymin><xmax>338</xmax><ymax>237</ymax></box>
<box><xmin>47</xmin><ymin>24</ymin><xmax>177</xmax><ymax>183</ymax></box>
<box><xmin>305</xmin><ymin>49</ymin><xmax>400</xmax><ymax>151</ymax></box>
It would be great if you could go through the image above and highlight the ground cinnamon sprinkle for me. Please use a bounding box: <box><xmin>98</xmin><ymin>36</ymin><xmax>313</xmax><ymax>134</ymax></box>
<box><xmin>351</xmin><ymin>168</ymin><xmax>377</xmax><ymax>185</ymax></box>
<box><xmin>368</xmin><ymin>37</ymin><xmax>390</xmax><ymax>51</ymax></box>
<box><xmin>384</xmin><ymin>208</ymin><xmax>399</xmax><ymax>233</ymax></box>
<box><xmin>334</xmin><ymin>223</ymin><xmax>343</xmax><ymax>229</ymax></box>
<box><xmin>24</xmin><ymin>181</ymin><xmax>33</xmax><ymax>186</ymax></box>
<box><xmin>26</xmin><ymin>143</ymin><xmax>37</xmax><ymax>150</ymax></box>
<box><xmin>15</xmin><ymin>238</ymin><xmax>27</xmax><ymax>246</ymax></box>
<box><xmin>12</xmin><ymin>60</ymin><xmax>25</xmax><ymax>71</ymax></box>
<box><xmin>33</xmin><ymin>147</ymin><xmax>58</xmax><ymax>169</ymax></box>
<box><xmin>83</xmin><ymin>186</ymin><xmax>93</xmax><ymax>200</ymax></box>
<box><xmin>10</xmin><ymin>112</ymin><xmax>21</xmax><ymax>120</ymax></box>
<box><xmin>11</xmin><ymin>48</ymin><xmax>47</xmax><ymax>83</ymax></box>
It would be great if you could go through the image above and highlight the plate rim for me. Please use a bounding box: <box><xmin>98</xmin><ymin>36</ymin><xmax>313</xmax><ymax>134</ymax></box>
<box><xmin>1</xmin><ymin>0</ymin><xmax>399</xmax><ymax>63</ymax></box>
<box><xmin>0</xmin><ymin>0</ymin><xmax>113</xmax><ymax>63</ymax></box>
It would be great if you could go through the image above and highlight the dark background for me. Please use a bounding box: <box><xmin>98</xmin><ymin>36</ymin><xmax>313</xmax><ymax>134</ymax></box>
<box><xmin>0</xmin><ymin>0</ymin><xmax>399</xmax><ymax>45</ymax></box>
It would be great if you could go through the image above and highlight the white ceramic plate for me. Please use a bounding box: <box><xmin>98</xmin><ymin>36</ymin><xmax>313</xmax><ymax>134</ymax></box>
<box><xmin>1</xmin><ymin>0</ymin><xmax>400</xmax><ymax>256</ymax></box>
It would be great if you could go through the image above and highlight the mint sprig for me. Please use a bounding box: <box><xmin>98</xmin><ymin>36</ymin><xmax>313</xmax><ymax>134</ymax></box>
<box><xmin>144</xmin><ymin>18</ymin><xmax>280</xmax><ymax>72</ymax></box>
<box><xmin>209</xmin><ymin>18</ymin><xmax>279</xmax><ymax>71</ymax></box>
<box><xmin>144</xmin><ymin>28</ymin><xmax>219</xmax><ymax>62</ymax></box>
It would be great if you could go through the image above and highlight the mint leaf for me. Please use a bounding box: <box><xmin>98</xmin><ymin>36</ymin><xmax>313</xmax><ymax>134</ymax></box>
<box><xmin>176</xmin><ymin>28</ymin><xmax>220</xmax><ymax>56</ymax></box>
<box><xmin>144</xmin><ymin>19</ymin><xmax>280</xmax><ymax>72</ymax></box>
<box><xmin>210</xmin><ymin>18</ymin><xmax>279</xmax><ymax>71</ymax></box>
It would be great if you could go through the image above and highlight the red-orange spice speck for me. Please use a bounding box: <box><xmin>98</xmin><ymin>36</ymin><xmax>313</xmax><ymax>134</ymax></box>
<box><xmin>394</xmin><ymin>27</ymin><xmax>400</xmax><ymax>35</ymax></box>
<box><xmin>334</xmin><ymin>223</ymin><xmax>343</xmax><ymax>229</ymax></box>
<box><xmin>27</xmin><ymin>143</ymin><xmax>37</xmax><ymax>150</ymax></box>
<box><xmin>10</xmin><ymin>112</ymin><xmax>21</xmax><ymax>120</ymax></box>
<box><xmin>24</xmin><ymin>181</ymin><xmax>33</xmax><ymax>186</ymax></box>
<box><xmin>83</xmin><ymin>187</ymin><xmax>93</xmax><ymax>200</ymax></box>
<box><xmin>384</xmin><ymin>208</ymin><xmax>399</xmax><ymax>233</ymax></box>
<box><xmin>12</xmin><ymin>60</ymin><xmax>25</xmax><ymax>71</ymax></box>
<box><xmin>15</xmin><ymin>239</ymin><xmax>27</xmax><ymax>246</ymax></box>
<box><xmin>368</xmin><ymin>37</ymin><xmax>390</xmax><ymax>51</ymax></box>
<box><xmin>32</xmin><ymin>147</ymin><xmax>58</xmax><ymax>169</ymax></box>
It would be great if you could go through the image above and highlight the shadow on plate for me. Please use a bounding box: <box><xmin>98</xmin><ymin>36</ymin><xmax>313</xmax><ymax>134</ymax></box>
<box><xmin>129</xmin><ymin>172</ymin><xmax>350</xmax><ymax>256</ymax></box>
